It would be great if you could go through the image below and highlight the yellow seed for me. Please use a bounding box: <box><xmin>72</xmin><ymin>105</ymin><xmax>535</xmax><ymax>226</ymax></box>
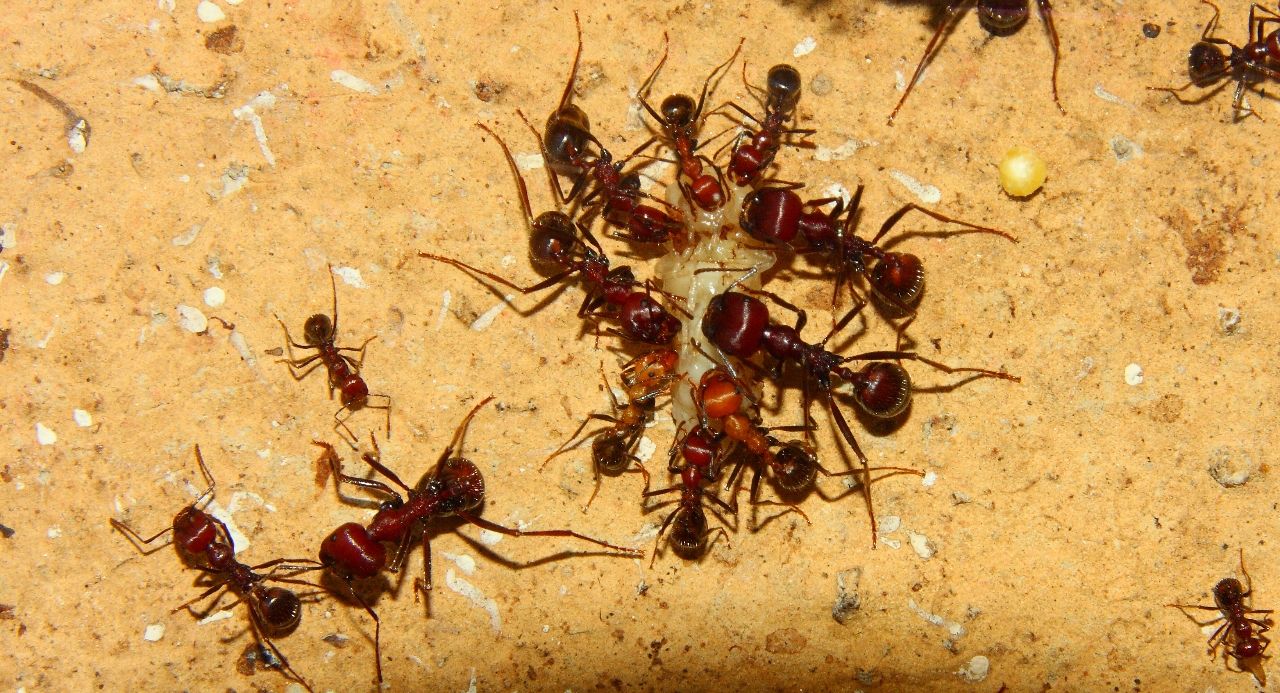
<box><xmin>998</xmin><ymin>146</ymin><xmax>1047</xmax><ymax>197</ymax></box>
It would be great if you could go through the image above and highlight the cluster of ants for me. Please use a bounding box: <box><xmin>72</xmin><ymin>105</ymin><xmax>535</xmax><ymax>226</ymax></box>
<box><xmin>105</xmin><ymin>5</ymin><xmax>1275</xmax><ymax>690</ymax></box>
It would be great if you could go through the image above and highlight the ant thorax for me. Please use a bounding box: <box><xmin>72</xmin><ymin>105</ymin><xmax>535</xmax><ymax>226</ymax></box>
<box><xmin>655</xmin><ymin>182</ymin><xmax>775</xmax><ymax>432</ymax></box>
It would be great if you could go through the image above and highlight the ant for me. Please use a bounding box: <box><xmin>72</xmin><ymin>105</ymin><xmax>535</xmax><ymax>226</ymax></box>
<box><xmin>540</xmin><ymin>350</ymin><xmax>681</xmax><ymax>510</ymax></box>
<box><xmin>317</xmin><ymin>397</ymin><xmax>643</xmax><ymax>594</ymax></box>
<box><xmin>636</xmin><ymin>33</ymin><xmax>743</xmax><ymax>211</ymax></box>
<box><xmin>713</xmin><ymin>63</ymin><xmax>815</xmax><ymax>187</ymax></box>
<box><xmin>887</xmin><ymin>0</ymin><xmax>1065</xmax><ymax>124</ymax></box>
<box><xmin>1149</xmin><ymin>0</ymin><xmax>1280</xmax><ymax>121</ymax></box>
<box><xmin>109</xmin><ymin>446</ymin><xmax>382</xmax><ymax>690</ymax></box>
<box><xmin>700</xmin><ymin>287</ymin><xmax>1018</xmax><ymax>545</ymax></box>
<box><xmin>738</xmin><ymin>183</ymin><xmax>1015</xmax><ymax>346</ymax></box>
<box><xmin>1169</xmin><ymin>549</ymin><xmax>1272</xmax><ymax>674</ymax></box>
<box><xmin>537</xmin><ymin>14</ymin><xmax>686</xmax><ymax>245</ymax></box>
<box><xmin>419</xmin><ymin>124</ymin><xmax>684</xmax><ymax>346</ymax></box>
<box><xmin>643</xmin><ymin>444</ymin><xmax>735</xmax><ymax>569</ymax></box>
<box><xmin>276</xmin><ymin>267</ymin><xmax>391</xmax><ymax>449</ymax></box>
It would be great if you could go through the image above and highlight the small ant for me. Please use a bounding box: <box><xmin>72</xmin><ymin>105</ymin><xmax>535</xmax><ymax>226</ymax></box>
<box><xmin>317</xmin><ymin>397</ymin><xmax>643</xmax><ymax>593</ymax></box>
<box><xmin>713</xmin><ymin>63</ymin><xmax>815</xmax><ymax>187</ymax></box>
<box><xmin>700</xmin><ymin>287</ymin><xmax>1018</xmax><ymax>545</ymax></box>
<box><xmin>420</xmin><ymin>124</ymin><xmax>684</xmax><ymax>346</ymax></box>
<box><xmin>109</xmin><ymin>446</ymin><xmax>381</xmax><ymax>690</ymax></box>
<box><xmin>541</xmin><ymin>351</ymin><xmax>681</xmax><ymax>510</ymax></box>
<box><xmin>637</xmin><ymin>33</ymin><xmax>743</xmax><ymax>211</ymax></box>
<box><xmin>1169</xmin><ymin>549</ymin><xmax>1273</xmax><ymax>675</ymax></box>
<box><xmin>887</xmin><ymin>0</ymin><xmax>1065</xmax><ymax>124</ymax></box>
<box><xmin>643</xmin><ymin>449</ymin><xmax>735</xmax><ymax>569</ymax></box>
<box><xmin>276</xmin><ymin>267</ymin><xmax>391</xmax><ymax>449</ymax></box>
<box><xmin>1149</xmin><ymin>0</ymin><xmax>1280</xmax><ymax>121</ymax></box>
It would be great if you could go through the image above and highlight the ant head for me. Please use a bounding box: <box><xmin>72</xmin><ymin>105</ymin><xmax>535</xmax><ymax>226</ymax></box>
<box><xmin>1188</xmin><ymin>42</ymin><xmax>1230</xmax><ymax>84</ymax></box>
<box><xmin>765</xmin><ymin>64</ymin><xmax>802</xmax><ymax>115</ymax></box>
<box><xmin>529</xmin><ymin>211</ymin><xmax>580</xmax><ymax>271</ymax></box>
<box><xmin>773</xmin><ymin>442</ymin><xmax>818</xmax><ymax>492</ymax></box>
<box><xmin>256</xmin><ymin>586</ymin><xmax>303</xmax><ymax>633</ymax></box>
<box><xmin>544</xmin><ymin>106</ymin><xmax>593</xmax><ymax>168</ymax></box>
<box><xmin>850</xmin><ymin>362</ymin><xmax>912</xmax><ymax>419</ymax></box>
<box><xmin>1214</xmin><ymin>577</ymin><xmax>1246</xmax><ymax>608</ymax></box>
<box><xmin>303</xmin><ymin>314</ymin><xmax>334</xmax><ymax>346</ymax></box>
<box><xmin>977</xmin><ymin>0</ymin><xmax>1028</xmax><ymax>34</ymax></box>
<box><xmin>435</xmin><ymin>458</ymin><xmax>486</xmax><ymax>515</ymax></box>
<box><xmin>319</xmin><ymin>522</ymin><xmax>386</xmax><ymax>580</ymax></box>
<box><xmin>172</xmin><ymin>506</ymin><xmax>219</xmax><ymax>555</ymax></box>
<box><xmin>621</xmin><ymin>293</ymin><xmax>681</xmax><ymax>345</ymax></box>
<box><xmin>660</xmin><ymin>94</ymin><xmax>697</xmax><ymax>129</ymax></box>
<box><xmin>869</xmin><ymin>253</ymin><xmax>924</xmax><ymax>307</ymax></box>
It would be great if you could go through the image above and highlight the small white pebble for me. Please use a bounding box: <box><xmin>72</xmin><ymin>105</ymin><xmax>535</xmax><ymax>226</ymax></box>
<box><xmin>999</xmin><ymin>146</ymin><xmax>1047</xmax><ymax>197</ymax></box>
<box><xmin>908</xmin><ymin>530</ymin><xmax>935</xmax><ymax>559</ymax></box>
<box><xmin>889</xmin><ymin>170</ymin><xmax>941</xmax><ymax>204</ymax></box>
<box><xmin>177</xmin><ymin>174</ymin><xmax>191</xmax><ymax>183</ymax></box>
<box><xmin>73</xmin><ymin>409</ymin><xmax>92</xmax><ymax>427</ymax></box>
<box><xmin>67</xmin><ymin>122</ymin><xmax>86</xmax><ymax>153</ymax></box>
<box><xmin>0</xmin><ymin>222</ymin><xmax>16</xmax><ymax>250</ymax></box>
<box><xmin>45</xmin><ymin>271</ymin><xmax>66</xmax><ymax>285</ymax></box>
<box><xmin>515</xmin><ymin>153</ymin><xmax>544</xmax><ymax>170</ymax></box>
<box><xmin>793</xmin><ymin>36</ymin><xmax>817</xmax><ymax>57</ymax></box>
<box><xmin>471</xmin><ymin>295</ymin><xmax>514</xmax><ymax>331</ymax></box>
<box><xmin>133</xmin><ymin>74</ymin><xmax>161</xmax><ymax>92</ymax></box>
<box><xmin>47</xmin><ymin>526</ymin><xmax>62</xmax><ymax>538</ymax></box>
<box><xmin>203</xmin><ymin>286</ymin><xmax>226</xmax><ymax>308</ymax></box>
<box><xmin>878</xmin><ymin>515</ymin><xmax>901</xmax><ymax>534</ymax></box>
<box><xmin>331</xmin><ymin>70</ymin><xmax>378</xmax><ymax>94</ymax></box>
<box><xmin>196</xmin><ymin>610</ymin><xmax>234</xmax><ymax>625</ymax></box>
<box><xmin>1124</xmin><ymin>363</ymin><xmax>1144</xmax><ymax>386</ymax></box>
<box><xmin>176</xmin><ymin>304</ymin><xmax>208</xmax><ymax>333</ymax></box>
<box><xmin>958</xmin><ymin>655</ymin><xmax>990</xmax><ymax>682</ymax></box>
<box><xmin>284</xmin><ymin>684</ymin><xmax>306</xmax><ymax>693</ymax></box>
<box><xmin>36</xmin><ymin>423</ymin><xmax>57</xmax><ymax>445</ymax></box>
<box><xmin>332</xmin><ymin>266</ymin><xmax>369</xmax><ymax>289</ymax></box>
<box><xmin>172</xmin><ymin>222</ymin><xmax>202</xmax><ymax>246</ymax></box>
<box><xmin>635</xmin><ymin>436</ymin><xmax>657</xmax><ymax>463</ymax></box>
<box><xmin>479</xmin><ymin>529</ymin><xmax>503</xmax><ymax>545</ymax></box>
<box><xmin>542</xmin><ymin>625</ymin><xmax>550</xmax><ymax>633</ymax></box>
<box><xmin>922</xmin><ymin>471</ymin><xmax>937</xmax><ymax>487</ymax></box>
<box><xmin>143</xmin><ymin>623</ymin><xmax>166</xmax><ymax>641</ymax></box>
<box><xmin>225</xmin><ymin>0</ymin><xmax>244</xmax><ymax>5</ymax></box>
<box><xmin>196</xmin><ymin>1</ymin><xmax>225</xmax><ymax>22</ymax></box>
<box><xmin>441</xmin><ymin>551</ymin><xmax>477</xmax><ymax>575</ymax></box>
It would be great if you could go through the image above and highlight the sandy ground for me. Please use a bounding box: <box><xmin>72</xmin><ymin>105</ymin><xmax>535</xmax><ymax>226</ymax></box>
<box><xmin>1</xmin><ymin>0</ymin><xmax>1277</xmax><ymax>691</ymax></box>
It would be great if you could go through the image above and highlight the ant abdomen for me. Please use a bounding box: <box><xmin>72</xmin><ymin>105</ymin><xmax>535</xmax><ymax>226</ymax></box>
<box><xmin>741</xmin><ymin>188</ymin><xmax>802</xmax><ymax>246</ymax></box>
<box><xmin>702</xmin><ymin>292</ymin><xmax>769</xmax><ymax>359</ymax></box>
<box><xmin>529</xmin><ymin>212</ymin><xmax>580</xmax><ymax>272</ymax></box>
<box><xmin>1215</xmin><ymin>578</ymin><xmax>1246</xmax><ymax>609</ymax></box>
<box><xmin>869</xmin><ymin>253</ymin><xmax>925</xmax><ymax>307</ymax></box>
<box><xmin>544</xmin><ymin>106</ymin><xmax>592</xmax><ymax>172</ymax></box>
<box><xmin>773</xmin><ymin>444</ymin><xmax>817</xmax><ymax>492</ymax></box>
<box><xmin>979</xmin><ymin>0</ymin><xmax>1028</xmax><ymax>34</ymax></box>
<box><xmin>671</xmin><ymin>509</ymin><xmax>708</xmax><ymax>557</ymax></box>
<box><xmin>850</xmin><ymin>363</ymin><xmax>912</xmax><ymax>419</ymax></box>
<box><xmin>257</xmin><ymin>586</ymin><xmax>304</xmax><ymax>632</ymax></box>
<box><xmin>593</xmin><ymin>434</ymin><xmax>632</xmax><ymax>473</ymax></box>
<box><xmin>320</xmin><ymin>522</ymin><xmax>386</xmax><ymax>580</ymax></box>
<box><xmin>766</xmin><ymin>64</ymin><xmax>802</xmax><ymax>114</ymax></box>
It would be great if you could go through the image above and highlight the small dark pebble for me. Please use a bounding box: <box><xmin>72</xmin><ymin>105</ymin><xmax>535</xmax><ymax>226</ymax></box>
<box><xmin>206</xmin><ymin>25</ymin><xmax>245</xmax><ymax>55</ymax></box>
<box><xmin>0</xmin><ymin>604</ymin><xmax>15</xmax><ymax>619</ymax></box>
<box><xmin>1142</xmin><ymin>22</ymin><xmax>1161</xmax><ymax>38</ymax></box>
<box><xmin>0</xmin><ymin>523</ymin><xmax>13</xmax><ymax>538</ymax></box>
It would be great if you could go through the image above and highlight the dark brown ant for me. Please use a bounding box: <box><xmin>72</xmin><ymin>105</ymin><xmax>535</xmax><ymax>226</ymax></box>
<box><xmin>109</xmin><ymin>446</ymin><xmax>380</xmax><ymax>690</ymax></box>
<box><xmin>1149</xmin><ymin>0</ymin><xmax>1280</xmax><ymax>121</ymax></box>
<box><xmin>1169</xmin><ymin>549</ymin><xmax>1273</xmax><ymax>676</ymax></box>
<box><xmin>540</xmin><ymin>350</ymin><xmax>680</xmax><ymax>510</ymax></box>
<box><xmin>537</xmin><ymin>14</ymin><xmax>686</xmax><ymax>245</ymax></box>
<box><xmin>636</xmin><ymin>33</ymin><xmax>743</xmax><ymax>211</ymax></box>
<box><xmin>276</xmin><ymin>267</ymin><xmax>391</xmax><ymax>449</ymax></box>
<box><xmin>643</xmin><ymin>450</ymin><xmax>735</xmax><ymax>568</ymax></box>
<box><xmin>887</xmin><ymin>0</ymin><xmax>1065</xmax><ymax>124</ymax></box>
<box><xmin>701</xmin><ymin>287</ymin><xmax>1018</xmax><ymax>545</ymax></box>
<box><xmin>713</xmin><ymin>63</ymin><xmax>815</xmax><ymax>187</ymax></box>
<box><xmin>419</xmin><ymin>124</ymin><xmax>683</xmax><ymax>345</ymax></box>
<box><xmin>316</xmin><ymin>397</ymin><xmax>643</xmax><ymax>594</ymax></box>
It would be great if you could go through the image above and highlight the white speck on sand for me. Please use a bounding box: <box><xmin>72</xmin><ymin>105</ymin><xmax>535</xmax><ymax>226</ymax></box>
<box><xmin>36</xmin><ymin>315</ymin><xmax>59</xmax><ymax>349</ymax></box>
<box><xmin>331</xmin><ymin>70</ymin><xmax>379</xmax><ymax>95</ymax></box>
<box><xmin>36</xmin><ymin>423</ymin><xmax>57</xmax><ymax>445</ymax></box>
<box><xmin>197</xmin><ymin>610</ymin><xmax>234</xmax><ymax>625</ymax></box>
<box><xmin>0</xmin><ymin>222</ymin><xmax>16</xmax><ymax>249</ymax></box>
<box><xmin>441</xmin><ymin>551</ymin><xmax>477</xmax><ymax>575</ymax></box>
<box><xmin>196</xmin><ymin>1</ymin><xmax>224</xmax><ymax>22</ymax></box>
<box><xmin>813</xmin><ymin>140</ymin><xmax>861</xmax><ymax>162</ymax></box>
<box><xmin>878</xmin><ymin>516</ymin><xmax>901</xmax><ymax>534</ymax></box>
<box><xmin>229</xmin><ymin>330</ymin><xmax>256</xmax><ymax>367</ymax></box>
<box><xmin>479</xmin><ymin>529</ymin><xmax>503</xmax><ymax>545</ymax></box>
<box><xmin>176</xmin><ymin>304</ymin><xmax>208</xmax><ymax>333</ymax></box>
<box><xmin>1092</xmin><ymin>84</ymin><xmax>1129</xmax><ymax>105</ymax></box>
<box><xmin>909</xmin><ymin>599</ymin><xmax>966</xmax><ymax>638</ymax></box>
<box><xmin>471</xmin><ymin>295</ymin><xmax>514</xmax><ymax>331</ymax></box>
<box><xmin>459</xmin><ymin>668</ymin><xmax>477</xmax><ymax>693</ymax></box>
<box><xmin>203</xmin><ymin>287</ymin><xmax>225</xmax><ymax>308</ymax></box>
<box><xmin>232</xmin><ymin>92</ymin><xmax>277</xmax><ymax>167</ymax></box>
<box><xmin>957</xmin><ymin>655</ymin><xmax>990</xmax><ymax>682</ymax></box>
<box><xmin>332</xmin><ymin>266</ymin><xmax>369</xmax><ymax>288</ymax></box>
<box><xmin>635</xmin><ymin>436</ymin><xmax>657</xmax><ymax>463</ymax></box>
<box><xmin>445</xmin><ymin>568</ymin><xmax>501</xmax><ymax>631</ymax></box>
<box><xmin>134</xmin><ymin>74</ymin><xmax>161</xmax><ymax>92</ymax></box>
<box><xmin>908</xmin><ymin>530</ymin><xmax>936</xmax><ymax>559</ymax></box>
<box><xmin>47</xmin><ymin>525</ymin><xmax>62</xmax><ymax>538</ymax></box>
<box><xmin>67</xmin><ymin>120</ymin><xmax>87</xmax><ymax>153</ymax></box>
<box><xmin>172</xmin><ymin>222</ymin><xmax>202</xmax><ymax>246</ymax></box>
<box><xmin>889</xmin><ymin>170</ymin><xmax>941</xmax><ymax>204</ymax></box>
<box><xmin>436</xmin><ymin>290</ymin><xmax>452</xmax><ymax>330</ymax></box>
<box><xmin>922</xmin><ymin>471</ymin><xmax>937</xmax><ymax>487</ymax></box>
<box><xmin>143</xmin><ymin>623</ymin><xmax>166</xmax><ymax>641</ymax></box>
<box><xmin>45</xmin><ymin>271</ymin><xmax>65</xmax><ymax>285</ymax></box>
<box><xmin>1125</xmin><ymin>363</ymin><xmax>1144</xmax><ymax>386</ymax></box>
<box><xmin>793</xmin><ymin>36</ymin><xmax>817</xmax><ymax>57</ymax></box>
<box><xmin>214</xmin><ymin>165</ymin><xmax>249</xmax><ymax>199</ymax></box>
<box><xmin>73</xmin><ymin>409</ymin><xmax>92</xmax><ymax>427</ymax></box>
<box><xmin>516</xmin><ymin>152</ymin><xmax>544</xmax><ymax>170</ymax></box>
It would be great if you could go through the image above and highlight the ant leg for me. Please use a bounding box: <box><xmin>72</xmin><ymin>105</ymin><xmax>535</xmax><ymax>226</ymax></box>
<box><xmin>843</xmin><ymin>350</ymin><xmax>1020</xmax><ymax>382</ymax></box>
<box><xmin>584</xmin><ymin>464</ymin><xmax>604</xmax><ymax>512</ymax></box>
<box><xmin>476</xmin><ymin>123</ymin><xmax>538</xmax><ymax>227</ymax></box>
<box><xmin>387</xmin><ymin>521</ymin><xmax>422</xmax><ymax>575</ymax></box>
<box><xmin>541</xmin><ymin>414</ymin><xmax>621</xmax><ymax>471</ymax></box>
<box><xmin>334</xmin><ymin>404</ymin><xmax>362</xmax><ymax>451</ymax></box>
<box><xmin>276</xmin><ymin>354</ymin><xmax>323</xmax><ymax>380</ymax></box>
<box><xmin>247</xmin><ymin>606</ymin><xmax>316</xmax><ymax>693</ymax></box>
<box><xmin>172</xmin><ymin>582</ymin><xmax>230</xmax><ymax>616</ymax></box>
<box><xmin>637</xmin><ymin>32</ymin><xmax>671</xmax><ymax>125</ymax></box>
<box><xmin>751</xmin><ymin>500</ymin><xmax>813</xmax><ymax>529</ymax></box>
<box><xmin>413</xmin><ymin>533</ymin><xmax>435</xmax><ymax>596</ymax></box>
<box><xmin>420</xmin><ymin>253</ymin><xmax>579</xmax><ymax>295</ymax></box>
<box><xmin>1037</xmin><ymin>0</ymin><xmax>1066</xmax><ymax>115</ymax></box>
<box><xmin>649</xmin><ymin>508</ymin><xmax>680</xmax><ymax>569</ymax></box>
<box><xmin>693</xmin><ymin>38</ymin><xmax>745</xmax><ymax>121</ymax></box>
<box><xmin>1231</xmin><ymin>79</ymin><xmax>1263</xmax><ymax>121</ymax></box>
<box><xmin>820</xmin><ymin>292</ymin><xmax>869</xmax><ymax>349</ymax></box>
<box><xmin>888</xmin><ymin>0</ymin><xmax>979</xmax><ymax>124</ymax></box>
<box><xmin>456</xmin><ymin>511</ymin><xmax>643</xmax><ymax>557</ymax></box>
<box><xmin>871</xmin><ymin>203</ymin><xmax>1015</xmax><ymax>246</ymax></box>
<box><xmin>333</xmin><ymin>576</ymin><xmax>383</xmax><ymax>683</ymax></box>
<box><xmin>358</xmin><ymin>393</ymin><xmax>393</xmax><ymax>441</ymax></box>
<box><xmin>627</xmin><ymin>460</ymin><xmax>652</xmax><ymax>494</ymax></box>
<box><xmin>274</xmin><ymin>316</ymin><xmax>314</xmax><ymax>352</ymax></box>
<box><xmin>337</xmin><ymin>335</ymin><xmax>378</xmax><ymax>366</ymax></box>
<box><xmin>1201</xmin><ymin>0</ymin><xmax>1224</xmax><ymax>40</ymax></box>
<box><xmin>702</xmin><ymin>526</ymin><xmax>731</xmax><ymax>553</ymax></box>
<box><xmin>824</xmin><ymin>388</ymin><xmax>878</xmax><ymax>547</ymax></box>
<box><xmin>109</xmin><ymin>518</ymin><xmax>174</xmax><ymax>549</ymax></box>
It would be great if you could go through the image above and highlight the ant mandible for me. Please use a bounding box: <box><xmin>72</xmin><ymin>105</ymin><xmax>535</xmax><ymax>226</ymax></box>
<box><xmin>317</xmin><ymin>397</ymin><xmax>643</xmax><ymax>595</ymax></box>
<box><xmin>887</xmin><ymin>0</ymin><xmax>1066</xmax><ymax>124</ymax></box>
<box><xmin>419</xmin><ymin>124</ymin><xmax>684</xmax><ymax>346</ymax></box>
<box><xmin>1149</xmin><ymin>0</ymin><xmax>1280</xmax><ymax>121</ymax></box>
<box><xmin>276</xmin><ymin>266</ymin><xmax>391</xmax><ymax>449</ymax></box>
<box><xmin>109</xmin><ymin>445</ymin><xmax>382</xmax><ymax>690</ymax></box>
<box><xmin>540</xmin><ymin>351</ymin><xmax>681</xmax><ymax>511</ymax></box>
<box><xmin>1168</xmin><ymin>548</ymin><xmax>1273</xmax><ymax>676</ymax></box>
<box><xmin>712</xmin><ymin>63</ymin><xmax>815</xmax><ymax>187</ymax></box>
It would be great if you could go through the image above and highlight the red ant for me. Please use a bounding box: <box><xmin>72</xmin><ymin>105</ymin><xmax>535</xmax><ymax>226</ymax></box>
<box><xmin>536</xmin><ymin>14</ymin><xmax>686</xmax><ymax>245</ymax></box>
<box><xmin>887</xmin><ymin>0</ymin><xmax>1065</xmax><ymax>124</ymax></box>
<box><xmin>712</xmin><ymin>63</ymin><xmax>815</xmax><ymax>187</ymax></box>
<box><xmin>419</xmin><ymin>124</ymin><xmax>684</xmax><ymax>346</ymax></box>
<box><xmin>1169</xmin><ymin>549</ymin><xmax>1273</xmax><ymax>675</ymax></box>
<box><xmin>541</xmin><ymin>350</ymin><xmax>681</xmax><ymax>510</ymax></box>
<box><xmin>1149</xmin><ymin>0</ymin><xmax>1280</xmax><ymax>121</ymax></box>
<box><xmin>109</xmin><ymin>445</ymin><xmax>382</xmax><ymax>690</ymax></box>
<box><xmin>636</xmin><ymin>33</ymin><xmax>743</xmax><ymax>211</ymax></box>
<box><xmin>643</xmin><ymin>446</ymin><xmax>735</xmax><ymax>569</ymax></box>
<box><xmin>700</xmin><ymin>287</ymin><xmax>1018</xmax><ymax>545</ymax></box>
<box><xmin>738</xmin><ymin>183</ymin><xmax>1015</xmax><ymax>345</ymax></box>
<box><xmin>276</xmin><ymin>267</ymin><xmax>391</xmax><ymax>449</ymax></box>
<box><xmin>316</xmin><ymin>397</ymin><xmax>643</xmax><ymax>594</ymax></box>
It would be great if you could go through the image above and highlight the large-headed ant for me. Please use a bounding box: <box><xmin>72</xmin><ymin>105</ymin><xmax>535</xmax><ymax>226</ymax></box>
<box><xmin>700</xmin><ymin>288</ymin><xmax>1018</xmax><ymax>544</ymax></box>
<box><xmin>887</xmin><ymin>0</ymin><xmax>1065</xmax><ymax>124</ymax></box>
<box><xmin>109</xmin><ymin>446</ymin><xmax>381</xmax><ymax>691</ymax></box>
<box><xmin>739</xmin><ymin>184</ymin><xmax>1015</xmax><ymax>345</ymax></box>
<box><xmin>419</xmin><ymin>124</ymin><xmax>683</xmax><ymax>346</ymax></box>
<box><xmin>1169</xmin><ymin>549</ymin><xmax>1273</xmax><ymax>677</ymax></box>
<box><xmin>541</xmin><ymin>350</ymin><xmax>681</xmax><ymax>510</ymax></box>
<box><xmin>714</xmin><ymin>63</ymin><xmax>815</xmax><ymax>187</ymax></box>
<box><xmin>316</xmin><ymin>397</ymin><xmax>643</xmax><ymax>595</ymax></box>
<box><xmin>1149</xmin><ymin>0</ymin><xmax>1280</xmax><ymax>121</ymax></box>
<box><xmin>537</xmin><ymin>14</ymin><xmax>685</xmax><ymax>245</ymax></box>
<box><xmin>276</xmin><ymin>267</ymin><xmax>391</xmax><ymax>449</ymax></box>
<box><xmin>636</xmin><ymin>33</ymin><xmax>743</xmax><ymax>211</ymax></box>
